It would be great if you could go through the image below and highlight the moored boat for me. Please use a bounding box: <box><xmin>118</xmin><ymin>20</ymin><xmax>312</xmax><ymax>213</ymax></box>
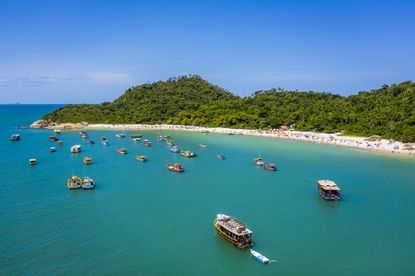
<box><xmin>143</xmin><ymin>140</ymin><xmax>152</xmax><ymax>147</ymax></box>
<box><xmin>216</xmin><ymin>154</ymin><xmax>225</xmax><ymax>159</ymax></box>
<box><xmin>115</xmin><ymin>133</ymin><xmax>126</xmax><ymax>138</ymax></box>
<box><xmin>250</xmin><ymin>249</ymin><xmax>271</xmax><ymax>264</ymax></box>
<box><xmin>131</xmin><ymin>134</ymin><xmax>142</xmax><ymax>139</ymax></box>
<box><xmin>167</xmin><ymin>163</ymin><xmax>184</xmax><ymax>172</ymax></box>
<box><xmin>82</xmin><ymin>177</ymin><xmax>95</xmax><ymax>189</ymax></box>
<box><xmin>214</xmin><ymin>214</ymin><xmax>253</xmax><ymax>249</ymax></box>
<box><xmin>84</xmin><ymin>157</ymin><xmax>92</xmax><ymax>165</ymax></box>
<box><xmin>87</xmin><ymin>140</ymin><xmax>95</xmax><ymax>144</ymax></box>
<box><xmin>198</xmin><ymin>144</ymin><xmax>208</xmax><ymax>148</ymax></box>
<box><xmin>102</xmin><ymin>140</ymin><xmax>109</xmax><ymax>146</ymax></box>
<box><xmin>99</xmin><ymin>136</ymin><xmax>107</xmax><ymax>141</ymax></box>
<box><xmin>29</xmin><ymin>158</ymin><xmax>37</xmax><ymax>165</ymax></box>
<box><xmin>135</xmin><ymin>155</ymin><xmax>147</xmax><ymax>162</ymax></box>
<box><xmin>263</xmin><ymin>164</ymin><xmax>277</xmax><ymax>171</ymax></box>
<box><xmin>68</xmin><ymin>176</ymin><xmax>82</xmax><ymax>189</ymax></box>
<box><xmin>57</xmin><ymin>140</ymin><xmax>63</xmax><ymax>145</ymax></box>
<box><xmin>70</xmin><ymin>145</ymin><xmax>81</xmax><ymax>153</ymax></box>
<box><xmin>181</xmin><ymin>150</ymin><xmax>196</xmax><ymax>158</ymax></box>
<box><xmin>50</xmin><ymin>146</ymin><xmax>56</xmax><ymax>152</ymax></box>
<box><xmin>10</xmin><ymin>134</ymin><xmax>20</xmax><ymax>141</ymax></box>
<box><xmin>166</xmin><ymin>140</ymin><xmax>174</xmax><ymax>146</ymax></box>
<box><xmin>80</xmin><ymin>131</ymin><xmax>88</xmax><ymax>138</ymax></box>
<box><xmin>49</xmin><ymin>135</ymin><xmax>59</xmax><ymax>141</ymax></box>
<box><xmin>116</xmin><ymin>148</ymin><xmax>128</xmax><ymax>154</ymax></box>
<box><xmin>132</xmin><ymin>137</ymin><xmax>141</xmax><ymax>142</ymax></box>
<box><xmin>317</xmin><ymin>180</ymin><xmax>341</xmax><ymax>200</ymax></box>
<box><xmin>170</xmin><ymin>146</ymin><xmax>180</xmax><ymax>153</ymax></box>
<box><xmin>54</xmin><ymin>129</ymin><xmax>61</xmax><ymax>134</ymax></box>
<box><xmin>254</xmin><ymin>157</ymin><xmax>264</xmax><ymax>166</ymax></box>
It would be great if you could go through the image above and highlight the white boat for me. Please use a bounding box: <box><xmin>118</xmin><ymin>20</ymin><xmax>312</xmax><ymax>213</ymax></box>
<box><xmin>102</xmin><ymin>140</ymin><xmax>109</xmax><ymax>146</ymax></box>
<box><xmin>132</xmin><ymin>137</ymin><xmax>141</xmax><ymax>142</ymax></box>
<box><xmin>70</xmin><ymin>145</ymin><xmax>81</xmax><ymax>153</ymax></box>
<box><xmin>250</xmin><ymin>249</ymin><xmax>270</xmax><ymax>264</ymax></box>
<box><xmin>82</xmin><ymin>177</ymin><xmax>95</xmax><ymax>189</ymax></box>
<box><xmin>115</xmin><ymin>133</ymin><xmax>126</xmax><ymax>138</ymax></box>
<box><xmin>54</xmin><ymin>129</ymin><xmax>62</xmax><ymax>134</ymax></box>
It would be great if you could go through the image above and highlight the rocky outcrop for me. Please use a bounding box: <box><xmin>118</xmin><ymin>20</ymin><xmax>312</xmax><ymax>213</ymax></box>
<box><xmin>30</xmin><ymin>119</ymin><xmax>51</xmax><ymax>128</ymax></box>
<box><xmin>29</xmin><ymin>120</ymin><xmax>89</xmax><ymax>129</ymax></box>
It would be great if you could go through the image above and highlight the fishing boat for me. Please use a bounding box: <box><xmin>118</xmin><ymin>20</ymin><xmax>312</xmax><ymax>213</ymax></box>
<box><xmin>166</xmin><ymin>140</ymin><xmax>174</xmax><ymax>146</ymax></box>
<box><xmin>170</xmin><ymin>146</ymin><xmax>180</xmax><ymax>153</ymax></box>
<box><xmin>216</xmin><ymin>154</ymin><xmax>225</xmax><ymax>159</ymax></box>
<box><xmin>54</xmin><ymin>129</ymin><xmax>61</xmax><ymax>134</ymax></box>
<box><xmin>68</xmin><ymin>176</ymin><xmax>82</xmax><ymax>189</ymax></box>
<box><xmin>116</xmin><ymin>148</ymin><xmax>128</xmax><ymax>154</ymax></box>
<box><xmin>250</xmin><ymin>249</ymin><xmax>271</xmax><ymax>264</ymax></box>
<box><xmin>70</xmin><ymin>145</ymin><xmax>81</xmax><ymax>153</ymax></box>
<box><xmin>115</xmin><ymin>133</ymin><xmax>126</xmax><ymax>138</ymax></box>
<box><xmin>214</xmin><ymin>214</ymin><xmax>253</xmax><ymax>249</ymax></box>
<box><xmin>10</xmin><ymin>134</ymin><xmax>20</xmax><ymax>141</ymax></box>
<box><xmin>83</xmin><ymin>157</ymin><xmax>92</xmax><ymax>165</ymax></box>
<box><xmin>102</xmin><ymin>140</ymin><xmax>109</xmax><ymax>146</ymax></box>
<box><xmin>48</xmin><ymin>135</ymin><xmax>59</xmax><ymax>141</ymax></box>
<box><xmin>80</xmin><ymin>131</ymin><xmax>88</xmax><ymax>138</ymax></box>
<box><xmin>29</xmin><ymin>158</ymin><xmax>37</xmax><ymax>165</ymax></box>
<box><xmin>143</xmin><ymin>140</ymin><xmax>152</xmax><ymax>147</ymax></box>
<box><xmin>181</xmin><ymin>150</ymin><xmax>196</xmax><ymax>158</ymax></box>
<box><xmin>135</xmin><ymin>155</ymin><xmax>147</xmax><ymax>162</ymax></box>
<box><xmin>87</xmin><ymin>140</ymin><xmax>95</xmax><ymax>144</ymax></box>
<box><xmin>50</xmin><ymin>146</ymin><xmax>56</xmax><ymax>152</ymax></box>
<box><xmin>82</xmin><ymin>177</ymin><xmax>95</xmax><ymax>189</ymax></box>
<box><xmin>317</xmin><ymin>180</ymin><xmax>341</xmax><ymax>200</ymax></box>
<box><xmin>263</xmin><ymin>164</ymin><xmax>277</xmax><ymax>171</ymax></box>
<box><xmin>167</xmin><ymin>163</ymin><xmax>184</xmax><ymax>172</ymax></box>
<box><xmin>131</xmin><ymin>134</ymin><xmax>142</xmax><ymax>139</ymax></box>
<box><xmin>57</xmin><ymin>140</ymin><xmax>63</xmax><ymax>145</ymax></box>
<box><xmin>198</xmin><ymin>144</ymin><xmax>208</xmax><ymax>148</ymax></box>
<box><xmin>254</xmin><ymin>157</ymin><xmax>264</xmax><ymax>166</ymax></box>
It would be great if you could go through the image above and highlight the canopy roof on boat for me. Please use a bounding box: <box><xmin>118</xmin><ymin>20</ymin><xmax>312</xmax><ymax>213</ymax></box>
<box><xmin>216</xmin><ymin>214</ymin><xmax>253</xmax><ymax>236</ymax></box>
<box><xmin>318</xmin><ymin>180</ymin><xmax>341</xmax><ymax>191</ymax></box>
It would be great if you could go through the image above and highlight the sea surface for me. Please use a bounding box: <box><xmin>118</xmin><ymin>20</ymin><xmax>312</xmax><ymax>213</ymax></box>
<box><xmin>1</xmin><ymin>105</ymin><xmax>415</xmax><ymax>275</ymax></box>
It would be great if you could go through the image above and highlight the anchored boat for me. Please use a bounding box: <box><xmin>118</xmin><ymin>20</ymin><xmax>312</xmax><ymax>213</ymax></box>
<box><xmin>136</xmin><ymin>155</ymin><xmax>147</xmax><ymax>162</ymax></box>
<box><xmin>68</xmin><ymin>176</ymin><xmax>82</xmax><ymax>189</ymax></box>
<box><xmin>214</xmin><ymin>214</ymin><xmax>253</xmax><ymax>249</ymax></box>
<box><xmin>102</xmin><ymin>140</ymin><xmax>109</xmax><ymax>146</ymax></box>
<box><xmin>216</xmin><ymin>154</ymin><xmax>225</xmax><ymax>159</ymax></box>
<box><xmin>198</xmin><ymin>144</ymin><xmax>207</xmax><ymax>148</ymax></box>
<box><xmin>143</xmin><ymin>140</ymin><xmax>152</xmax><ymax>147</ymax></box>
<box><xmin>80</xmin><ymin>131</ymin><xmax>88</xmax><ymax>138</ymax></box>
<box><xmin>87</xmin><ymin>140</ymin><xmax>95</xmax><ymax>144</ymax></box>
<box><xmin>29</xmin><ymin>158</ymin><xmax>37</xmax><ymax>165</ymax></box>
<box><xmin>318</xmin><ymin>180</ymin><xmax>341</xmax><ymax>200</ymax></box>
<box><xmin>49</xmin><ymin>135</ymin><xmax>59</xmax><ymax>141</ymax></box>
<box><xmin>54</xmin><ymin>129</ymin><xmax>61</xmax><ymax>134</ymax></box>
<box><xmin>131</xmin><ymin>134</ymin><xmax>142</xmax><ymax>139</ymax></box>
<box><xmin>116</xmin><ymin>148</ymin><xmax>128</xmax><ymax>154</ymax></box>
<box><xmin>50</xmin><ymin>146</ymin><xmax>56</xmax><ymax>152</ymax></box>
<box><xmin>250</xmin><ymin>249</ymin><xmax>271</xmax><ymax>264</ymax></box>
<box><xmin>70</xmin><ymin>145</ymin><xmax>81</xmax><ymax>153</ymax></box>
<box><xmin>170</xmin><ymin>146</ymin><xmax>180</xmax><ymax>153</ymax></box>
<box><xmin>10</xmin><ymin>134</ymin><xmax>21</xmax><ymax>141</ymax></box>
<box><xmin>167</xmin><ymin>163</ymin><xmax>184</xmax><ymax>172</ymax></box>
<box><xmin>115</xmin><ymin>133</ymin><xmax>126</xmax><ymax>138</ymax></box>
<box><xmin>254</xmin><ymin>157</ymin><xmax>264</xmax><ymax>166</ymax></box>
<box><xmin>263</xmin><ymin>164</ymin><xmax>277</xmax><ymax>171</ymax></box>
<box><xmin>181</xmin><ymin>150</ymin><xmax>196</xmax><ymax>158</ymax></box>
<box><xmin>82</xmin><ymin>177</ymin><xmax>95</xmax><ymax>189</ymax></box>
<box><xmin>83</xmin><ymin>157</ymin><xmax>92</xmax><ymax>165</ymax></box>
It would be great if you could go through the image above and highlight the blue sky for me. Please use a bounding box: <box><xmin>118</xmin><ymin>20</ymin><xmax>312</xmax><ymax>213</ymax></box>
<box><xmin>0</xmin><ymin>0</ymin><xmax>414</xmax><ymax>103</ymax></box>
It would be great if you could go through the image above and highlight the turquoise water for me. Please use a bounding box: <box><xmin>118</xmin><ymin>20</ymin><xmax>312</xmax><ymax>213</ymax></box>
<box><xmin>1</xmin><ymin>105</ymin><xmax>415</xmax><ymax>275</ymax></box>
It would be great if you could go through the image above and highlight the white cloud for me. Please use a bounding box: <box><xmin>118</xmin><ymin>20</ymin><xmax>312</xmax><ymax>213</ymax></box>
<box><xmin>86</xmin><ymin>72</ymin><xmax>133</xmax><ymax>84</ymax></box>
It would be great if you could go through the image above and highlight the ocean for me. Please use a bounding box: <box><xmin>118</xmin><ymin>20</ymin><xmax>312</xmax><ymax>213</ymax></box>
<box><xmin>1</xmin><ymin>105</ymin><xmax>415</xmax><ymax>275</ymax></box>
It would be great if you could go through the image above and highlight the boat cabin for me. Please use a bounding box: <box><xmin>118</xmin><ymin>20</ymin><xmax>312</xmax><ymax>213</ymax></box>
<box><xmin>317</xmin><ymin>180</ymin><xmax>341</xmax><ymax>200</ymax></box>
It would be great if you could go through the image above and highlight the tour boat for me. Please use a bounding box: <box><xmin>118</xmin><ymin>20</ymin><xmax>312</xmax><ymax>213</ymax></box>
<box><xmin>50</xmin><ymin>146</ymin><xmax>56</xmax><ymax>152</ymax></box>
<box><xmin>131</xmin><ymin>134</ymin><xmax>142</xmax><ymax>139</ymax></box>
<box><xmin>70</xmin><ymin>145</ymin><xmax>81</xmax><ymax>153</ymax></box>
<box><xmin>10</xmin><ymin>134</ymin><xmax>21</xmax><ymax>141</ymax></box>
<box><xmin>216</xmin><ymin>154</ymin><xmax>225</xmax><ymax>159</ymax></box>
<box><xmin>68</xmin><ymin>176</ymin><xmax>82</xmax><ymax>189</ymax></box>
<box><xmin>82</xmin><ymin>177</ymin><xmax>95</xmax><ymax>189</ymax></box>
<box><xmin>49</xmin><ymin>135</ymin><xmax>59</xmax><ymax>141</ymax></box>
<box><xmin>166</xmin><ymin>140</ymin><xmax>174</xmax><ymax>146</ymax></box>
<box><xmin>115</xmin><ymin>133</ymin><xmax>126</xmax><ymax>138</ymax></box>
<box><xmin>198</xmin><ymin>144</ymin><xmax>208</xmax><ymax>148</ymax></box>
<box><xmin>87</xmin><ymin>140</ymin><xmax>95</xmax><ymax>144</ymax></box>
<box><xmin>102</xmin><ymin>140</ymin><xmax>109</xmax><ymax>146</ymax></box>
<box><xmin>54</xmin><ymin>129</ymin><xmax>61</xmax><ymax>134</ymax></box>
<box><xmin>57</xmin><ymin>140</ymin><xmax>63</xmax><ymax>145</ymax></box>
<box><xmin>317</xmin><ymin>180</ymin><xmax>341</xmax><ymax>200</ymax></box>
<box><xmin>170</xmin><ymin>146</ymin><xmax>180</xmax><ymax>153</ymax></box>
<box><xmin>116</xmin><ymin>148</ymin><xmax>128</xmax><ymax>154</ymax></box>
<box><xmin>254</xmin><ymin>157</ymin><xmax>264</xmax><ymax>166</ymax></box>
<box><xmin>263</xmin><ymin>164</ymin><xmax>277</xmax><ymax>171</ymax></box>
<box><xmin>80</xmin><ymin>131</ymin><xmax>88</xmax><ymax>138</ymax></box>
<box><xmin>135</xmin><ymin>155</ymin><xmax>147</xmax><ymax>162</ymax></box>
<box><xmin>143</xmin><ymin>140</ymin><xmax>152</xmax><ymax>147</ymax></box>
<box><xmin>83</xmin><ymin>157</ymin><xmax>92</xmax><ymax>165</ymax></box>
<box><xmin>167</xmin><ymin>163</ymin><xmax>184</xmax><ymax>172</ymax></box>
<box><xmin>214</xmin><ymin>214</ymin><xmax>253</xmax><ymax>249</ymax></box>
<box><xmin>181</xmin><ymin>150</ymin><xmax>196</xmax><ymax>158</ymax></box>
<box><xmin>29</xmin><ymin>158</ymin><xmax>37</xmax><ymax>165</ymax></box>
<box><xmin>250</xmin><ymin>249</ymin><xmax>271</xmax><ymax>264</ymax></box>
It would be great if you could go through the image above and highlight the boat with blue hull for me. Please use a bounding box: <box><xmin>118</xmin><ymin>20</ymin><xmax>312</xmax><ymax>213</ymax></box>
<box><xmin>318</xmin><ymin>180</ymin><xmax>341</xmax><ymax>200</ymax></box>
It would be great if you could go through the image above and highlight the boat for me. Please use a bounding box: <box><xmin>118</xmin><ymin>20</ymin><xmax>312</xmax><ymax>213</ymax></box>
<box><xmin>80</xmin><ymin>131</ymin><xmax>88</xmax><ymax>138</ymax></box>
<box><xmin>170</xmin><ymin>146</ymin><xmax>180</xmax><ymax>153</ymax></box>
<box><xmin>68</xmin><ymin>176</ymin><xmax>82</xmax><ymax>189</ymax></box>
<box><xmin>132</xmin><ymin>137</ymin><xmax>141</xmax><ymax>142</ymax></box>
<box><xmin>181</xmin><ymin>150</ymin><xmax>196</xmax><ymax>158</ymax></box>
<box><xmin>87</xmin><ymin>140</ymin><xmax>95</xmax><ymax>144</ymax></box>
<box><xmin>70</xmin><ymin>145</ymin><xmax>81</xmax><ymax>153</ymax></box>
<box><xmin>143</xmin><ymin>140</ymin><xmax>152</xmax><ymax>147</ymax></box>
<box><xmin>29</xmin><ymin>158</ymin><xmax>37</xmax><ymax>165</ymax></box>
<box><xmin>135</xmin><ymin>155</ymin><xmax>147</xmax><ymax>162</ymax></box>
<box><xmin>157</xmin><ymin>135</ymin><xmax>170</xmax><ymax>141</ymax></box>
<box><xmin>131</xmin><ymin>134</ymin><xmax>142</xmax><ymax>139</ymax></box>
<box><xmin>115</xmin><ymin>133</ymin><xmax>126</xmax><ymax>138</ymax></box>
<box><xmin>57</xmin><ymin>140</ymin><xmax>63</xmax><ymax>145</ymax></box>
<box><xmin>116</xmin><ymin>148</ymin><xmax>128</xmax><ymax>154</ymax></box>
<box><xmin>99</xmin><ymin>136</ymin><xmax>107</xmax><ymax>141</ymax></box>
<box><xmin>53</xmin><ymin>129</ymin><xmax>61</xmax><ymax>134</ymax></box>
<box><xmin>263</xmin><ymin>164</ymin><xmax>277</xmax><ymax>171</ymax></box>
<box><xmin>254</xmin><ymin>157</ymin><xmax>264</xmax><ymax>166</ymax></box>
<box><xmin>48</xmin><ymin>135</ymin><xmax>59</xmax><ymax>141</ymax></box>
<box><xmin>50</xmin><ymin>146</ymin><xmax>56</xmax><ymax>152</ymax></box>
<box><xmin>250</xmin><ymin>249</ymin><xmax>271</xmax><ymax>264</ymax></box>
<box><xmin>82</xmin><ymin>177</ymin><xmax>95</xmax><ymax>189</ymax></box>
<box><xmin>102</xmin><ymin>140</ymin><xmax>109</xmax><ymax>146</ymax></box>
<box><xmin>198</xmin><ymin>144</ymin><xmax>208</xmax><ymax>148</ymax></box>
<box><xmin>317</xmin><ymin>180</ymin><xmax>341</xmax><ymax>200</ymax></box>
<box><xmin>10</xmin><ymin>134</ymin><xmax>20</xmax><ymax>141</ymax></box>
<box><xmin>216</xmin><ymin>154</ymin><xmax>225</xmax><ymax>159</ymax></box>
<box><xmin>214</xmin><ymin>214</ymin><xmax>253</xmax><ymax>249</ymax></box>
<box><xmin>83</xmin><ymin>157</ymin><xmax>92</xmax><ymax>165</ymax></box>
<box><xmin>166</xmin><ymin>140</ymin><xmax>174</xmax><ymax>146</ymax></box>
<box><xmin>167</xmin><ymin>163</ymin><xmax>184</xmax><ymax>172</ymax></box>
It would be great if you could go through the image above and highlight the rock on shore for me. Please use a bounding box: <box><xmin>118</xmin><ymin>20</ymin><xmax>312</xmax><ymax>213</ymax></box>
<box><xmin>29</xmin><ymin>120</ymin><xmax>89</xmax><ymax>130</ymax></box>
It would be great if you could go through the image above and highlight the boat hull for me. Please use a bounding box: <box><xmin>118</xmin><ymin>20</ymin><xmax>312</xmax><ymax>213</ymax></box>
<box><xmin>214</xmin><ymin>219</ymin><xmax>252</xmax><ymax>249</ymax></box>
<box><xmin>319</xmin><ymin>190</ymin><xmax>340</xmax><ymax>200</ymax></box>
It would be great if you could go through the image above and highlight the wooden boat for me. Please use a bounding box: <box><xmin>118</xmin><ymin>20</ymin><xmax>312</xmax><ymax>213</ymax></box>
<box><xmin>166</xmin><ymin>140</ymin><xmax>174</xmax><ymax>146</ymax></box>
<box><xmin>167</xmin><ymin>163</ymin><xmax>184</xmax><ymax>172</ymax></box>
<box><xmin>80</xmin><ymin>131</ymin><xmax>88</xmax><ymax>138</ymax></box>
<box><xmin>254</xmin><ymin>157</ymin><xmax>264</xmax><ymax>166</ymax></box>
<box><xmin>216</xmin><ymin>154</ymin><xmax>225</xmax><ymax>159</ymax></box>
<box><xmin>143</xmin><ymin>140</ymin><xmax>152</xmax><ymax>147</ymax></box>
<box><xmin>102</xmin><ymin>140</ymin><xmax>109</xmax><ymax>146</ymax></box>
<box><xmin>250</xmin><ymin>249</ymin><xmax>271</xmax><ymax>264</ymax></box>
<box><xmin>48</xmin><ymin>135</ymin><xmax>59</xmax><ymax>141</ymax></box>
<box><xmin>214</xmin><ymin>214</ymin><xmax>253</xmax><ymax>249</ymax></box>
<box><xmin>317</xmin><ymin>180</ymin><xmax>341</xmax><ymax>200</ymax></box>
<box><xmin>82</xmin><ymin>177</ymin><xmax>95</xmax><ymax>189</ymax></box>
<box><xmin>29</xmin><ymin>158</ymin><xmax>37</xmax><ymax>165</ymax></box>
<box><xmin>263</xmin><ymin>164</ymin><xmax>277</xmax><ymax>171</ymax></box>
<box><xmin>115</xmin><ymin>133</ymin><xmax>126</xmax><ymax>138</ymax></box>
<box><xmin>50</xmin><ymin>146</ymin><xmax>56</xmax><ymax>152</ymax></box>
<box><xmin>83</xmin><ymin>157</ymin><xmax>92</xmax><ymax>165</ymax></box>
<box><xmin>181</xmin><ymin>150</ymin><xmax>196</xmax><ymax>158</ymax></box>
<box><xmin>170</xmin><ymin>146</ymin><xmax>180</xmax><ymax>153</ymax></box>
<box><xmin>87</xmin><ymin>140</ymin><xmax>95</xmax><ymax>144</ymax></box>
<box><xmin>10</xmin><ymin>134</ymin><xmax>20</xmax><ymax>141</ymax></box>
<box><xmin>116</xmin><ymin>148</ymin><xmax>128</xmax><ymax>154</ymax></box>
<box><xmin>70</xmin><ymin>145</ymin><xmax>81</xmax><ymax>153</ymax></box>
<box><xmin>68</xmin><ymin>176</ymin><xmax>82</xmax><ymax>189</ymax></box>
<box><xmin>135</xmin><ymin>155</ymin><xmax>147</xmax><ymax>162</ymax></box>
<box><xmin>198</xmin><ymin>144</ymin><xmax>208</xmax><ymax>148</ymax></box>
<box><xmin>131</xmin><ymin>134</ymin><xmax>142</xmax><ymax>139</ymax></box>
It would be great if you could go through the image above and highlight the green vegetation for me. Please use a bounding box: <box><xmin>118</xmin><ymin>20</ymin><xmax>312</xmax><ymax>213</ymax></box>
<box><xmin>42</xmin><ymin>75</ymin><xmax>415</xmax><ymax>142</ymax></box>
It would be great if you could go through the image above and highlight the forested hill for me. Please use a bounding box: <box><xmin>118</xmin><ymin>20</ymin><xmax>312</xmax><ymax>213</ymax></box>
<box><xmin>42</xmin><ymin>75</ymin><xmax>415</xmax><ymax>142</ymax></box>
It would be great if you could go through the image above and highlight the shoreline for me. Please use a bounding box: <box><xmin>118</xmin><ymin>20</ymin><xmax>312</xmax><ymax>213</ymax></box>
<box><xmin>32</xmin><ymin>122</ymin><xmax>415</xmax><ymax>157</ymax></box>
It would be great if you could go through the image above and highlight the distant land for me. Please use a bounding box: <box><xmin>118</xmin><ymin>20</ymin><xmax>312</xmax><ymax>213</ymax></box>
<box><xmin>41</xmin><ymin>75</ymin><xmax>415</xmax><ymax>142</ymax></box>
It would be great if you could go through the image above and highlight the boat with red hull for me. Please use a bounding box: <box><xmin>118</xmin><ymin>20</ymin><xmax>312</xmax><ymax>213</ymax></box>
<box><xmin>167</xmin><ymin>164</ymin><xmax>184</xmax><ymax>172</ymax></box>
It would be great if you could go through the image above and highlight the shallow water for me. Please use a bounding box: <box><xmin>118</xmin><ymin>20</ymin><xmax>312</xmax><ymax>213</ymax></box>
<box><xmin>1</xmin><ymin>105</ymin><xmax>415</xmax><ymax>275</ymax></box>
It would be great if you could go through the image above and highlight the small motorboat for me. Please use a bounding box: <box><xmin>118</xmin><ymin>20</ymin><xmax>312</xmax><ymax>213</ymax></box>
<box><xmin>50</xmin><ymin>146</ymin><xmax>56</xmax><ymax>152</ymax></box>
<box><xmin>254</xmin><ymin>157</ymin><xmax>264</xmax><ymax>166</ymax></box>
<box><xmin>115</xmin><ymin>133</ymin><xmax>126</xmax><ymax>138</ymax></box>
<box><xmin>99</xmin><ymin>136</ymin><xmax>107</xmax><ymax>141</ymax></box>
<box><xmin>143</xmin><ymin>140</ymin><xmax>152</xmax><ymax>147</ymax></box>
<box><xmin>263</xmin><ymin>164</ymin><xmax>277</xmax><ymax>171</ymax></box>
<box><xmin>198</xmin><ymin>144</ymin><xmax>207</xmax><ymax>148</ymax></box>
<box><xmin>170</xmin><ymin>146</ymin><xmax>180</xmax><ymax>153</ymax></box>
<box><xmin>87</xmin><ymin>140</ymin><xmax>95</xmax><ymax>144</ymax></box>
<box><xmin>216</xmin><ymin>154</ymin><xmax>225</xmax><ymax>159</ymax></box>
<box><xmin>102</xmin><ymin>140</ymin><xmax>109</xmax><ymax>146</ymax></box>
<box><xmin>132</xmin><ymin>137</ymin><xmax>141</xmax><ymax>142</ymax></box>
<box><xmin>131</xmin><ymin>134</ymin><xmax>142</xmax><ymax>139</ymax></box>
<box><xmin>116</xmin><ymin>148</ymin><xmax>128</xmax><ymax>154</ymax></box>
<box><xmin>29</xmin><ymin>158</ymin><xmax>37</xmax><ymax>165</ymax></box>
<box><xmin>165</xmin><ymin>140</ymin><xmax>174</xmax><ymax>146</ymax></box>
<box><xmin>250</xmin><ymin>249</ymin><xmax>271</xmax><ymax>264</ymax></box>
<box><xmin>10</xmin><ymin>134</ymin><xmax>21</xmax><ymax>141</ymax></box>
<box><xmin>82</xmin><ymin>177</ymin><xmax>95</xmax><ymax>189</ymax></box>
<box><xmin>54</xmin><ymin>129</ymin><xmax>62</xmax><ymax>134</ymax></box>
<box><xmin>80</xmin><ymin>131</ymin><xmax>88</xmax><ymax>138</ymax></box>
<box><xmin>181</xmin><ymin>150</ymin><xmax>196</xmax><ymax>158</ymax></box>
<box><xmin>84</xmin><ymin>157</ymin><xmax>92</xmax><ymax>165</ymax></box>
<box><xmin>57</xmin><ymin>140</ymin><xmax>63</xmax><ymax>145</ymax></box>
<box><xmin>167</xmin><ymin>163</ymin><xmax>184</xmax><ymax>172</ymax></box>
<box><xmin>70</xmin><ymin>145</ymin><xmax>81</xmax><ymax>153</ymax></box>
<box><xmin>68</xmin><ymin>176</ymin><xmax>82</xmax><ymax>189</ymax></box>
<box><xmin>135</xmin><ymin>155</ymin><xmax>147</xmax><ymax>162</ymax></box>
<box><xmin>49</xmin><ymin>135</ymin><xmax>59</xmax><ymax>141</ymax></box>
